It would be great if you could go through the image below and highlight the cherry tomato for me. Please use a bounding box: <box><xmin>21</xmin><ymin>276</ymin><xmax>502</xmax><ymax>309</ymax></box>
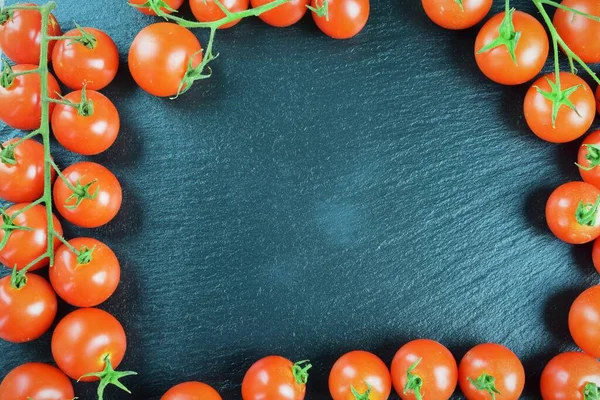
<box><xmin>569</xmin><ymin>285</ymin><xmax>600</xmax><ymax>357</ymax></box>
<box><xmin>129</xmin><ymin>23</ymin><xmax>203</xmax><ymax>97</ymax></box>
<box><xmin>546</xmin><ymin>181</ymin><xmax>600</xmax><ymax>244</ymax></box>
<box><xmin>242</xmin><ymin>356</ymin><xmax>310</xmax><ymax>400</ymax></box>
<box><xmin>524</xmin><ymin>72</ymin><xmax>595</xmax><ymax>143</ymax></box>
<box><xmin>252</xmin><ymin>0</ymin><xmax>309</xmax><ymax>27</ymax></box>
<box><xmin>593</xmin><ymin>238</ymin><xmax>600</xmax><ymax>274</ymax></box>
<box><xmin>51</xmin><ymin>89</ymin><xmax>120</xmax><ymax>155</ymax></box>
<box><xmin>52</xmin><ymin>308</ymin><xmax>127</xmax><ymax>380</ymax></box>
<box><xmin>578</xmin><ymin>130</ymin><xmax>600</xmax><ymax>189</ymax></box>
<box><xmin>458</xmin><ymin>343</ymin><xmax>525</xmax><ymax>400</ymax></box>
<box><xmin>422</xmin><ymin>0</ymin><xmax>492</xmax><ymax>30</ymax></box>
<box><xmin>540</xmin><ymin>352</ymin><xmax>600</xmax><ymax>399</ymax></box>
<box><xmin>0</xmin><ymin>4</ymin><xmax>61</xmax><ymax>64</ymax></box>
<box><xmin>0</xmin><ymin>203</ymin><xmax>62</xmax><ymax>271</ymax></box>
<box><xmin>0</xmin><ymin>273</ymin><xmax>56</xmax><ymax>343</ymax></box>
<box><xmin>391</xmin><ymin>339</ymin><xmax>457</xmax><ymax>400</ymax></box>
<box><xmin>129</xmin><ymin>0</ymin><xmax>185</xmax><ymax>15</ymax></box>
<box><xmin>190</xmin><ymin>0</ymin><xmax>250</xmax><ymax>29</ymax></box>
<box><xmin>329</xmin><ymin>350</ymin><xmax>391</xmax><ymax>400</ymax></box>
<box><xmin>310</xmin><ymin>0</ymin><xmax>369</xmax><ymax>39</ymax></box>
<box><xmin>53</xmin><ymin>162</ymin><xmax>122</xmax><ymax>228</ymax></box>
<box><xmin>52</xmin><ymin>27</ymin><xmax>119</xmax><ymax>90</ymax></box>
<box><xmin>0</xmin><ymin>362</ymin><xmax>74</xmax><ymax>400</ymax></box>
<box><xmin>50</xmin><ymin>237</ymin><xmax>120</xmax><ymax>307</ymax></box>
<box><xmin>162</xmin><ymin>381</ymin><xmax>222</xmax><ymax>400</ymax></box>
<box><xmin>0</xmin><ymin>64</ymin><xmax>61</xmax><ymax>130</ymax></box>
<box><xmin>475</xmin><ymin>11</ymin><xmax>548</xmax><ymax>85</ymax></box>
<box><xmin>554</xmin><ymin>0</ymin><xmax>600</xmax><ymax>64</ymax></box>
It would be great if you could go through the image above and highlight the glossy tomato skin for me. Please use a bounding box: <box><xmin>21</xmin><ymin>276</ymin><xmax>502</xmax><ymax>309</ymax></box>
<box><xmin>422</xmin><ymin>0</ymin><xmax>492</xmax><ymax>30</ymax></box>
<box><xmin>546</xmin><ymin>182</ymin><xmax>600</xmax><ymax>244</ymax></box>
<box><xmin>50</xmin><ymin>237</ymin><xmax>120</xmax><ymax>307</ymax></box>
<box><xmin>52</xmin><ymin>308</ymin><xmax>127</xmax><ymax>381</ymax></box>
<box><xmin>540</xmin><ymin>352</ymin><xmax>600</xmax><ymax>399</ymax></box>
<box><xmin>0</xmin><ymin>362</ymin><xmax>74</xmax><ymax>400</ymax></box>
<box><xmin>554</xmin><ymin>0</ymin><xmax>600</xmax><ymax>64</ymax></box>
<box><xmin>475</xmin><ymin>11</ymin><xmax>548</xmax><ymax>85</ymax></box>
<box><xmin>0</xmin><ymin>64</ymin><xmax>61</xmax><ymax>130</ymax></box>
<box><xmin>51</xmin><ymin>90</ymin><xmax>120</xmax><ymax>155</ymax></box>
<box><xmin>129</xmin><ymin>0</ymin><xmax>185</xmax><ymax>15</ymax></box>
<box><xmin>129</xmin><ymin>23</ymin><xmax>203</xmax><ymax>97</ymax></box>
<box><xmin>569</xmin><ymin>285</ymin><xmax>600</xmax><ymax>357</ymax></box>
<box><xmin>252</xmin><ymin>0</ymin><xmax>309</xmax><ymax>27</ymax></box>
<box><xmin>391</xmin><ymin>339</ymin><xmax>457</xmax><ymax>400</ymax></box>
<box><xmin>52</xmin><ymin>27</ymin><xmax>119</xmax><ymax>90</ymax></box>
<box><xmin>596</xmin><ymin>85</ymin><xmax>600</xmax><ymax>114</ymax></box>
<box><xmin>578</xmin><ymin>130</ymin><xmax>600</xmax><ymax>189</ymax></box>
<box><xmin>0</xmin><ymin>204</ymin><xmax>62</xmax><ymax>271</ymax></box>
<box><xmin>190</xmin><ymin>0</ymin><xmax>250</xmax><ymax>29</ymax></box>
<box><xmin>242</xmin><ymin>356</ymin><xmax>307</xmax><ymax>400</ymax></box>
<box><xmin>311</xmin><ymin>0</ymin><xmax>369</xmax><ymax>39</ymax></box>
<box><xmin>0</xmin><ymin>4</ymin><xmax>61</xmax><ymax>64</ymax></box>
<box><xmin>525</xmin><ymin>73</ymin><xmax>595</xmax><ymax>143</ymax></box>
<box><xmin>329</xmin><ymin>351</ymin><xmax>391</xmax><ymax>400</ymax></box>
<box><xmin>0</xmin><ymin>273</ymin><xmax>56</xmax><ymax>343</ymax></box>
<box><xmin>162</xmin><ymin>381</ymin><xmax>223</xmax><ymax>400</ymax></box>
<box><xmin>53</xmin><ymin>162</ymin><xmax>122</xmax><ymax>228</ymax></box>
<box><xmin>458</xmin><ymin>343</ymin><xmax>525</xmax><ymax>400</ymax></box>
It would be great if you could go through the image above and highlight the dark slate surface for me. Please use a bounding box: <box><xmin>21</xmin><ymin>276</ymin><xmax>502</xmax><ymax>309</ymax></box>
<box><xmin>1</xmin><ymin>0</ymin><xmax>598</xmax><ymax>398</ymax></box>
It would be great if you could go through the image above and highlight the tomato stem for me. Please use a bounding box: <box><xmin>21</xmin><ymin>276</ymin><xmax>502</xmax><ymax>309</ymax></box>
<box><xmin>577</xmin><ymin>145</ymin><xmax>600</xmax><ymax>171</ymax></box>
<box><xmin>350</xmin><ymin>384</ymin><xmax>371</xmax><ymax>400</ymax></box>
<box><xmin>576</xmin><ymin>196</ymin><xmax>600</xmax><ymax>227</ymax></box>
<box><xmin>307</xmin><ymin>0</ymin><xmax>329</xmax><ymax>21</ymax></box>
<box><xmin>454</xmin><ymin>0</ymin><xmax>464</xmax><ymax>12</ymax></box>
<box><xmin>468</xmin><ymin>373</ymin><xmax>501</xmax><ymax>400</ymax></box>
<box><xmin>78</xmin><ymin>355</ymin><xmax>138</xmax><ymax>400</ymax></box>
<box><xmin>291</xmin><ymin>360</ymin><xmax>312</xmax><ymax>385</ymax></box>
<box><xmin>584</xmin><ymin>382</ymin><xmax>600</xmax><ymax>400</ymax></box>
<box><xmin>403</xmin><ymin>358</ymin><xmax>424</xmax><ymax>400</ymax></box>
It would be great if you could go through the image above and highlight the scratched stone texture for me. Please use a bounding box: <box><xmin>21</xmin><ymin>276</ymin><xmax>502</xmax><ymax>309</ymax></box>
<box><xmin>0</xmin><ymin>0</ymin><xmax>597</xmax><ymax>398</ymax></box>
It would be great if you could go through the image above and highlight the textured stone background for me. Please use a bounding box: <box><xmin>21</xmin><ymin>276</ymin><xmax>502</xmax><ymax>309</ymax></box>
<box><xmin>0</xmin><ymin>0</ymin><xmax>597</xmax><ymax>398</ymax></box>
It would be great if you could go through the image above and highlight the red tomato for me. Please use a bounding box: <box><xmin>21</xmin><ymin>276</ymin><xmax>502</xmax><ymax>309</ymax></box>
<box><xmin>0</xmin><ymin>4</ymin><xmax>61</xmax><ymax>64</ymax></box>
<box><xmin>524</xmin><ymin>73</ymin><xmax>595</xmax><ymax>143</ymax></box>
<box><xmin>391</xmin><ymin>339</ymin><xmax>457</xmax><ymax>400</ymax></box>
<box><xmin>596</xmin><ymin>85</ymin><xmax>600</xmax><ymax>114</ymax></box>
<box><xmin>0</xmin><ymin>64</ymin><xmax>61</xmax><ymax>130</ymax></box>
<box><xmin>0</xmin><ymin>139</ymin><xmax>54</xmax><ymax>203</ymax></box>
<box><xmin>475</xmin><ymin>11</ymin><xmax>548</xmax><ymax>85</ymax></box>
<box><xmin>593</xmin><ymin>238</ymin><xmax>600</xmax><ymax>274</ymax></box>
<box><xmin>0</xmin><ymin>363</ymin><xmax>74</xmax><ymax>400</ymax></box>
<box><xmin>53</xmin><ymin>162</ymin><xmax>122</xmax><ymax>228</ymax></box>
<box><xmin>252</xmin><ymin>0</ymin><xmax>309</xmax><ymax>27</ymax></box>
<box><xmin>52</xmin><ymin>27</ymin><xmax>119</xmax><ymax>90</ymax></box>
<box><xmin>190</xmin><ymin>0</ymin><xmax>250</xmax><ymax>29</ymax></box>
<box><xmin>129</xmin><ymin>23</ymin><xmax>203</xmax><ymax>97</ymax></box>
<box><xmin>546</xmin><ymin>182</ymin><xmax>600</xmax><ymax>244</ymax></box>
<box><xmin>458</xmin><ymin>343</ymin><xmax>525</xmax><ymax>400</ymax></box>
<box><xmin>51</xmin><ymin>89</ymin><xmax>120</xmax><ymax>155</ymax></box>
<box><xmin>129</xmin><ymin>0</ymin><xmax>185</xmax><ymax>15</ymax></box>
<box><xmin>0</xmin><ymin>273</ymin><xmax>56</xmax><ymax>343</ymax></box>
<box><xmin>578</xmin><ymin>130</ymin><xmax>600</xmax><ymax>189</ymax></box>
<box><xmin>242</xmin><ymin>356</ymin><xmax>310</xmax><ymax>400</ymax></box>
<box><xmin>554</xmin><ymin>0</ymin><xmax>600</xmax><ymax>64</ymax></box>
<box><xmin>422</xmin><ymin>0</ymin><xmax>492</xmax><ymax>30</ymax></box>
<box><xmin>0</xmin><ymin>203</ymin><xmax>62</xmax><ymax>271</ymax></box>
<box><xmin>569</xmin><ymin>285</ymin><xmax>600</xmax><ymax>357</ymax></box>
<box><xmin>50</xmin><ymin>237</ymin><xmax>120</xmax><ymax>307</ymax></box>
<box><xmin>310</xmin><ymin>0</ymin><xmax>369</xmax><ymax>39</ymax></box>
<box><xmin>540</xmin><ymin>352</ymin><xmax>600</xmax><ymax>399</ymax></box>
<box><xmin>162</xmin><ymin>381</ymin><xmax>222</xmax><ymax>400</ymax></box>
<box><xmin>329</xmin><ymin>350</ymin><xmax>391</xmax><ymax>400</ymax></box>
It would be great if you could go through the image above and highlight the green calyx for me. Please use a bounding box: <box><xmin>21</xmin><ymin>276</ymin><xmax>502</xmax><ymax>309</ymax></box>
<box><xmin>175</xmin><ymin>48</ymin><xmax>216</xmax><ymax>98</ymax></box>
<box><xmin>65</xmin><ymin>179</ymin><xmax>99</xmax><ymax>209</ymax></box>
<box><xmin>72</xmin><ymin>23</ymin><xmax>97</xmax><ymax>49</ymax></box>
<box><xmin>584</xmin><ymin>382</ymin><xmax>600</xmax><ymax>400</ymax></box>
<box><xmin>291</xmin><ymin>360</ymin><xmax>312</xmax><ymax>385</ymax></box>
<box><xmin>56</xmin><ymin>86</ymin><xmax>94</xmax><ymax>116</ymax></box>
<box><xmin>351</xmin><ymin>384</ymin><xmax>371</xmax><ymax>400</ymax></box>
<box><xmin>307</xmin><ymin>0</ymin><xmax>329</xmax><ymax>21</ymax></box>
<box><xmin>132</xmin><ymin>0</ymin><xmax>178</xmax><ymax>16</ymax></box>
<box><xmin>535</xmin><ymin>77</ymin><xmax>582</xmax><ymax>128</ymax></box>
<box><xmin>0</xmin><ymin>208</ymin><xmax>33</xmax><ymax>252</ymax></box>
<box><xmin>455</xmin><ymin>0</ymin><xmax>464</xmax><ymax>11</ymax></box>
<box><xmin>10</xmin><ymin>266</ymin><xmax>27</xmax><ymax>290</ymax></box>
<box><xmin>468</xmin><ymin>373</ymin><xmax>501</xmax><ymax>400</ymax></box>
<box><xmin>0</xmin><ymin>143</ymin><xmax>17</xmax><ymax>165</ymax></box>
<box><xmin>0</xmin><ymin>60</ymin><xmax>15</xmax><ymax>89</ymax></box>
<box><xmin>577</xmin><ymin>144</ymin><xmax>600</xmax><ymax>171</ymax></box>
<box><xmin>477</xmin><ymin>8</ymin><xmax>521</xmax><ymax>65</ymax></box>
<box><xmin>576</xmin><ymin>196</ymin><xmax>600</xmax><ymax>227</ymax></box>
<box><xmin>0</xmin><ymin>8</ymin><xmax>12</xmax><ymax>25</ymax></box>
<box><xmin>76</xmin><ymin>245</ymin><xmax>96</xmax><ymax>265</ymax></box>
<box><xmin>78</xmin><ymin>355</ymin><xmax>137</xmax><ymax>400</ymax></box>
<box><xmin>403</xmin><ymin>358</ymin><xmax>424</xmax><ymax>400</ymax></box>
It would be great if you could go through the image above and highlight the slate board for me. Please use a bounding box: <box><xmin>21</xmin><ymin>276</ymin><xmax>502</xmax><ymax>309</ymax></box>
<box><xmin>1</xmin><ymin>0</ymin><xmax>597</xmax><ymax>398</ymax></box>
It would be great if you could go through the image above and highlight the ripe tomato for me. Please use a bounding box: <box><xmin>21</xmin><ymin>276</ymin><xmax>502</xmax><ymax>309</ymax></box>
<box><xmin>329</xmin><ymin>350</ymin><xmax>391</xmax><ymax>400</ymax></box>
<box><xmin>0</xmin><ymin>203</ymin><xmax>62</xmax><ymax>271</ymax></box>
<box><xmin>0</xmin><ymin>273</ymin><xmax>56</xmax><ymax>343</ymax></box>
<box><xmin>540</xmin><ymin>352</ymin><xmax>600</xmax><ymax>399</ymax></box>
<box><xmin>52</xmin><ymin>27</ymin><xmax>119</xmax><ymax>90</ymax></box>
<box><xmin>569</xmin><ymin>285</ymin><xmax>600</xmax><ymax>357</ymax></box>
<box><xmin>50</xmin><ymin>237</ymin><xmax>120</xmax><ymax>307</ymax></box>
<box><xmin>190</xmin><ymin>0</ymin><xmax>250</xmax><ymax>29</ymax></box>
<box><xmin>51</xmin><ymin>89</ymin><xmax>120</xmax><ymax>155</ymax></box>
<box><xmin>578</xmin><ymin>130</ymin><xmax>600</xmax><ymax>189</ymax></box>
<box><xmin>242</xmin><ymin>356</ymin><xmax>310</xmax><ymax>400</ymax></box>
<box><xmin>252</xmin><ymin>0</ymin><xmax>309</xmax><ymax>27</ymax></box>
<box><xmin>162</xmin><ymin>382</ymin><xmax>222</xmax><ymax>400</ymax></box>
<box><xmin>129</xmin><ymin>0</ymin><xmax>185</xmax><ymax>15</ymax></box>
<box><xmin>596</xmin><ymin>85</ymin><xmax>600</xmax><ymax>114</ymax></box>
<box><xmin>422</xmin><ymin>0</ymin><xmax>492</xmax><ymax>30</ymax></box>
<box><xmin>475</xmin><ymin>11</ymin><xmax>548</xmax><ymax>85</ymax></box>
<box><xmin>593</xmin><ymin>238</ymin><xmax>600</xmax><ymax>274</ymax></box>
<box><xmin>53</xmin><ymin>162</ymin><xmax>122</xmax><ymax>228</ymax></box>
<box><xmin>129</xmin><ymin>23</ymin><xmax>203</xmax><ymax>97</ymax></box>
<box><xmin>0</xmin><ymin>362</ymin><xmax>74</xmax><ymax>400</ymax></box>
<box><xmin>391</xmin><ymin>339</ymin><xmax>457</xmax><ymax>400</ymax></box>
<box><xmin>546</xmin><ymin>182</ymin><xmax>600</xmax><ymax>244</ymax></box>
<box><xmin>458</xmin><ymin>343</ymin><xmax>525</xmax><ymax>400</ymax></box>
<box><xmin>0</xmin><ymin>64</ymin><xmax>61</xmax><ymax>130</ymax></box>
<box><xmin>310</xmin><ymin>0</ymin><xmax>369</xmax><ymax>39</ymax></box>
<box><xmin>554</xmin><ymin>0</ymin><xmax>600</xmax><ymax>64</ymax></box>
<box><xmin>0</xmin><ymin>4</ymin><xmax>61</xmax><ymax>64</ymax></box>
<box><xmin>524</xmin><ymin>73</ymin><xmax>595</xmax><ymax>143</ymax></box>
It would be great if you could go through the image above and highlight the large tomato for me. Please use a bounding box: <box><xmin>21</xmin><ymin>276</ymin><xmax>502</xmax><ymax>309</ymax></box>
<box><xmin>569</xmin><ymin>285</ymin><xmax>600</xmax><ymax>358</ymax></box>
<box><xmin>190</xmin><ymin>0</ymin><xmax>250</xmax><ymax>29</ymax></box>
<box><xmin>162</xmin><ymin>382</ymin><xmax>222</xmax><ymax>400</ymax></box>
<box><xmin>422</xmin><ymin>0</ymin><xmax>492</xmax><ymax>30</ymax></box>
<box><xmin>540</xmin><ymin>352</ymin><xmax>600</xmax><ymax>399</ymax></box>
<box><xmin>129</xmin><ymin>0</ymin><xmax>185</xmax><ymax>15</ymax></box>
<box><xmin>252</xmin><ymin>0</ymin><xmax>309</xmax><ymax>27</ymax></box>
<box><xmin>0</xmin><ymin>363</ymin><xmax>74</xmax><ymax>400</ymax></box>
<box><xmin>554</xmin><ymin>0</ymin><xmax>600</xmax><ymax>63</ymax></box>
<box><xmin>578</xmin><ymin>130</ymin><xmax>600</xmax><ymax>189</ymax></box>
<box><xmin>310</xmin><ymin>0</ymin><xmax>369</xmax><ymax>39</ymax></box>
<box><xmin>242</xmin><ymin>356</ymin><xmax>310</xmax><ymax>400</ymax></box>
<box><xmin>329</xmin><ymin>350</ymin><xmax>391</xmax><ymax>400</ymax></box>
